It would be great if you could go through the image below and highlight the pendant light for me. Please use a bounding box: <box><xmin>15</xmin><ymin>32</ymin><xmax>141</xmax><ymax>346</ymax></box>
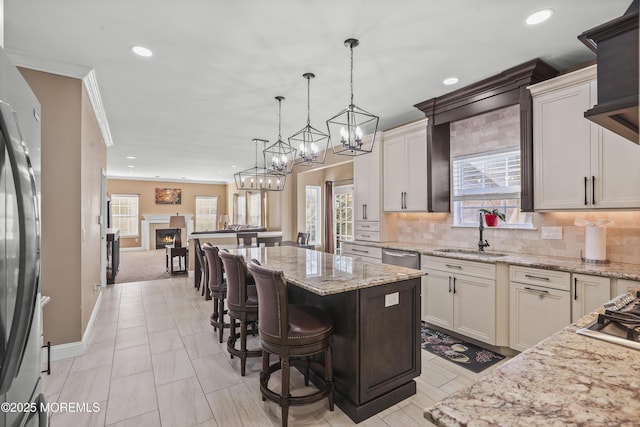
<box><xmin>326</xmin><ymin>38</ymin><xmax>379</xmax><ymax>156</ymax></box>
<box><xmin>291</xmin><ymin>73</ymin><xmax>329</xmax><ymax>167</ymax></box>
<box><xmin>264</xmin><ymin>96</ymin><xmax>296</xmax><ymax>175</ymax></box>
<box><xmin>234</xmin><ymin>139</ymin><xmax>286</xmax><ymax>191</ymax></box>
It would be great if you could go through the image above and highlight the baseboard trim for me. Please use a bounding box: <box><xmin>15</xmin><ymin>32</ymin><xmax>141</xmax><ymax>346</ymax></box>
<box><xmin>47</xmin><ymin>290</ymin><xmax>103</xmax><ymax>362</ymax></box>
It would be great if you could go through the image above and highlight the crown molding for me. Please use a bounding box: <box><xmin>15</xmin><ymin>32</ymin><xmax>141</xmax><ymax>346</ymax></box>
<box><xmin>106</xmin><ymin>175</ymin><xmax>229</xmax><ymax>185</ymax></box>
<box><xmin>7</xmin><ymin>50</ymin><xmax>114</xmax><ymax>147</ymax></box>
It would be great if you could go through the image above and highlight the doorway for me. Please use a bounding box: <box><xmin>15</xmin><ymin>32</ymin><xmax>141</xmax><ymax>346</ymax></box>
<box><xmin>333</xmin><ymin>184</ymin><xmax>354</xmax><ymax>254</ymax></box>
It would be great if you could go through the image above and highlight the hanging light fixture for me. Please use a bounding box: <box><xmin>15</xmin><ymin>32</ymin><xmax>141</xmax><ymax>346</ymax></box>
<box><xmin>326</xmin><ymin>38</ymin><xmax>379</xmax><ymax>156</ymax></box>
<box><xmin>291</xmin><ymin>73</ymin><xmax>329</xmax><ymax>167</ymax></box>
<box><xmin>234</xmin><ymin>139</ymin><xmax>286</xmax><ymax>191</ymax></box>
<box><xmin>264</xmin><ymin>96</ymin><xmax>296</xmax><ymax>175</ymax></box>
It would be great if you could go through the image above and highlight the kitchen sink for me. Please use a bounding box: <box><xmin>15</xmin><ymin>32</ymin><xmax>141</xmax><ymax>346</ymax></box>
<box><xmin>434</xmin><ymin>248</ymin><xmax>507</xmax><ymax>257</ymax></box>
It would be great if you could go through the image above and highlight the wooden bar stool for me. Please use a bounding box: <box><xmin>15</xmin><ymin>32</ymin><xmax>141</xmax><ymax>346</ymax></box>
<box><xmin>202</xmin><ymin>244</ymin><xmax>229</xmax><ymax>343</ymax></box>
<box><xmin>193</xmin><ymin>238</ymin><xmax>210</xmax><ymax>299</ymax></box>
<box><xmin>247</xmin><ymin>261</ymin><xmax>334</xmax><ymax>427</ymax></box>
<box><xmin>218</xmin><ymin>250</ymin><xmax>261</xmax><ymax>376</ymax></box>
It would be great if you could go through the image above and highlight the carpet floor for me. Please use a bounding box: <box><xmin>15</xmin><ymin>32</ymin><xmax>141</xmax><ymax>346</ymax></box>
<box><xmin>421</xmin><ymin>324</ymin><xmax>504</xmax><ymax>373</ymax></box>
<box><xmin>115</xmin><ymin>249</ymin><xmax>172</xmax><ymax>284</ymax></box>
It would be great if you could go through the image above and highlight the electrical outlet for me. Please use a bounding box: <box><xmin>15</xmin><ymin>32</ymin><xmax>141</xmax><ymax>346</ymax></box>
<box><xmin>429</xmin><ymin>223</ymin><xmax>436</xmax><ymax>233</ymax></box>
<box><xmin>541</xmin><ymin>226</ymin><xmax>563</xmax><ymax>240</ymax></box>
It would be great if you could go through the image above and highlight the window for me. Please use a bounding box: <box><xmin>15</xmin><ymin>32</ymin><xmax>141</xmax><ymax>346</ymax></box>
<box><xmin>111</xmin><ymin>194</ymin><xmax>139</xmax><ymax>237</ymax></box>
<box><xmin>234</xmin><ymin>194</ymin><xmax>246</xmax><ymax>225</ymax></box>
<box><xmin>305</xmin><ymin>186</ymin><xmax>321</xmax><ymax>245</ymax></box>
<box><xmin>247</xmin><ymin>192</ymin><xmax>261</xmax><ymax>226</ymax></box>
<box><xmin>195</xmin><ymin>196</ymin><xmax>219</xmax><ymax>231</ymax></box>
<box><xmin>333</xmin><ymin>185</ymin><xmax>354</xmax><ymax>253</ymax></box>
<box><xmin>452</xmin><ymin>149</ymin><xmax>532</xmax><ymax>227</ymax></box>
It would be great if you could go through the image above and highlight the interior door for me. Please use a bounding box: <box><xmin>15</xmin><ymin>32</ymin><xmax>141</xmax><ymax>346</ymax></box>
<box><xmin>333</xmin><ymin>184</ymin><xmax>354</xmax><ymax>254</ymax></box>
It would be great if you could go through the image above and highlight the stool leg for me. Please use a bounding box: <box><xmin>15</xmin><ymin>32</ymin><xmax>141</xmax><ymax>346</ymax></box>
<box><xmin>325</xmin><ymin>347</ymin><xmax>334</xmax><ymax>411</ymax></box>
<box><xmin>228</xmin><ymin>318</ymin><xmax>236</xmax><ymax>359</ymax></box>
<box><xmin>261</xmin><ymin>351</ymin><xmax>269</xmax><ymax>402</ymax></box>
<box><xmin>281</xmin><ymin>357</ymin><xmax>290</xmax><ymax>427</ymax></box>
<box><xmin>212</xmin><ymin>298</ymin><xmax>219</xmax><ymax>331</ymax></box>
<box><xmin>304</xmin><ymin>357</ymin><xmax>310</xmax><ymax>386</ymax></box>
<box><xmin>218</xmin><ymin>298</ymin><xmax>225</xmax><ymax>343</ymax></box>
<box><xmin>240</xmin><ymin>320</ymin><xmax>248</xmax><ymax>376</ymax></box>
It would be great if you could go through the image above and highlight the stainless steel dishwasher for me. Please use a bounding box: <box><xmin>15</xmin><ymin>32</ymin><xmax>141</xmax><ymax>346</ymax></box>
<box><xmin>381</xmin><ymin>248</ymin><xmax>420</xmax><ymax>269</ymax></box>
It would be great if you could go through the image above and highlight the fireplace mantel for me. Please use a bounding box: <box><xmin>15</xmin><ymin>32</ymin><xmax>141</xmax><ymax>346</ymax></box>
<box><xmin>141</xmin><ymin>214</ymin><xmax>194</xmax><ymax>250</ymax></box>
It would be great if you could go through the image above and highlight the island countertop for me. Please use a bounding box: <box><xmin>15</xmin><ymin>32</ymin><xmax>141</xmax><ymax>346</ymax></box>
<box><xmin>226</xmin><ymin>246</ymin><xmax>424</xmax><ymax>296</ymax></box>
<box><xmin>424</xmin><ymin>302</ymin><xmax>640</xmax><ymax>426</ymax></box>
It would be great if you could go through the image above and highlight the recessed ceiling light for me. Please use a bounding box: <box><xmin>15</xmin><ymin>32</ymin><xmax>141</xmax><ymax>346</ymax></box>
<box><xmin>526</xmin><ymin>9</ymin><xmax>553</xmax><ymax>25</ymax></box>
<box><xmin>443</xmin><ymin>77</ymin><xmax>459</xmax><ymax>86</ymax></box>
<box><xmin>131</xmin><ymin>45</ymin><xmax>153</xmax><ymax>57</ymax></box>
<box><xmin>231</xmin><ymin>165</ymin><xmax>237</xmax><ymax>168</ymax></box>
<box><xmin>126</xmin><ymin>156</ymin><xmax>136</xmax><ymax>160</ymax></box>
<box><xmin>127</xmin><ymin>165</ymin><xmax>135</xmax><ymax>168</ymax></box>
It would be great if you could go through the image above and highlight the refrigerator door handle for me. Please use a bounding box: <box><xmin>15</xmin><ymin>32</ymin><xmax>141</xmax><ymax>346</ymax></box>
<box><xmin>0</xmin><ymin>101</ymin><xmax>40</xmax><ymax>394</ymax></box>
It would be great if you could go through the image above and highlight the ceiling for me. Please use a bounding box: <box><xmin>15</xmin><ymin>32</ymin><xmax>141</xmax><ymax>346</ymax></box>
<box><xmin>4</xmin><ymin>0</ymin><xmax>632</xmax><ymax>184</ymax></box>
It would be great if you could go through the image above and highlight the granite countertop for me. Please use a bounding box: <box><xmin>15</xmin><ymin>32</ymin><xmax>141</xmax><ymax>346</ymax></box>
<box><xmin>346</xmin><ymin>241</ymin><xmax>640</xmax><ymax>281</ymax></box>
<box><xmin>424</xmin><ymin>302</ymin><xmax>640</xmax><ymax>426</ymax></box>
<box><xmin>226</xmin><ymin>246</ymin><xmax>424</xmax><ymax>296</ymax></box>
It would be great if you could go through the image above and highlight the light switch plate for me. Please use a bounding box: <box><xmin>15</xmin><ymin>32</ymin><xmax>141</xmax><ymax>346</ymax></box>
<box><xmin>541</xmin><ymin>226</ymin><xmax>563</xmax><ymax>240</ymax></box>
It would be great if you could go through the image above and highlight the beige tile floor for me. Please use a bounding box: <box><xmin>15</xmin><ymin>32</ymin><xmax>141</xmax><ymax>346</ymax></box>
<box><xmin>44</xmin><ymin>276</ymin><xmax>507</xmax><ymax>426</ymax></box>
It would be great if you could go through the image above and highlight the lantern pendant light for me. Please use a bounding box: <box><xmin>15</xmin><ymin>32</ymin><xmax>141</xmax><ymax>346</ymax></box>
<box><xmin>264</xmin><ymin>96</ymin><xmax>296</xmax><ymax>175</ymax></box>
<box><xmin>234</xmin><ymin>138</ymin><xmax>286</xmax><ymax>192</ymax></box>
<box><xmin>327</xmin><ymin>38</ymin><xmax>379</xmax><ymax>156</ymax></box>
<box><xmin>291</xmin><ymin>73</ymin><xmax>329</xmax><ymax>167</ymax></box>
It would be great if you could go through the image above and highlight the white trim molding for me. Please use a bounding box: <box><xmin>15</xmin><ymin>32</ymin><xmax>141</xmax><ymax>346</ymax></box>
<box><xmin>7</xmin><ymin>50</ymin><xmax>114</xmax><ymax>147</ymax></box>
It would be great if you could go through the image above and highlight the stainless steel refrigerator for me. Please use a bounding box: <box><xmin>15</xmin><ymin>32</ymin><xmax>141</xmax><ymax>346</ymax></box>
<box><xmin>0</xmin><ymin>46</ymin><xmax>47</xmax><ymax>426</ymax></box>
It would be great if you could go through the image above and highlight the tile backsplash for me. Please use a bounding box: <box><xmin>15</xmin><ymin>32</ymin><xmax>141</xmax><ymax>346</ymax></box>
<box><xmin>397</xmin><ymin>211</ymin><xmax>640</xmax><ymax>264</ymax></box>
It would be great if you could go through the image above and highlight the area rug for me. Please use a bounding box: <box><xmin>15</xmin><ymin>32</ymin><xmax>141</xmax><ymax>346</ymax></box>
<box><xmin>421</xmin><ymin>324</ymin><xmax>504</xmax><ymax>373</ymax></box>
<box><xmin>115</xmin><ymin>249</ymin><xmax>171</xmax><ymax>284</ymax></box>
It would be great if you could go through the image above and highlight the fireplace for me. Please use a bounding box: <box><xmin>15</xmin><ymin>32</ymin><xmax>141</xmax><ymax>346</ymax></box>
<box><xmin>156</xmin><ymin>229</ymin><xmax>176</xmax><ymax>249</ymax></box>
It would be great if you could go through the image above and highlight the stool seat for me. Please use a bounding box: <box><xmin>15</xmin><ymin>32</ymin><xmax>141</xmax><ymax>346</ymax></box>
<box><xmin>286</xmin><ymin>305</ymin><xmax>332</xmax><ymax>345</ymax></box>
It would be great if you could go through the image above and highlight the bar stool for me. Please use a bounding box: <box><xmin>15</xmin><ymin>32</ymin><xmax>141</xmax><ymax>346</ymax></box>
<box><xmin>247</xmin><ymin>261</ymin><xmax>334</xmax><ymax>427</ymax></box>
<box><xmin>202</xmin><ymin>244</ymin><xmax>228</xmax><ymax>343</ymax></box>
<box><xmin>193</xmin><ymin>238</ymin><xmax>208</xmax><ymax>298</ymax></box>
<box><xmin>218</xmin><ymin>250</ymin><xmax>261</xmax><ymax>376</ymax></box>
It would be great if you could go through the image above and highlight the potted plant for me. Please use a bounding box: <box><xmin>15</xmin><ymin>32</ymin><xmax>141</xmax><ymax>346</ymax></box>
<box><xmin>480</xmin><ymin>208</ymin><xmax>506</xmax><ymax>227</ymax></box>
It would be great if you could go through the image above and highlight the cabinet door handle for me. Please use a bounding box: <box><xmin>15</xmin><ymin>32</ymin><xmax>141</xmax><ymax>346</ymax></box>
<box><xmin>400</xmin><ymin>192</ymin><xmax>404</xmax><ymax>210</ymax></box>
<box><xmin>525</xmin><ymin>286</ymin><xmax>549</xmax><ymax>295</ymax></box>
<box><xmin>448</xmin><ymin>276</ymin><xmax>452</xmax><ymax>293</ymax></box>
<box><xmin>584</xmin><ymin>176</ymin><xmax>588</xmax><ymax>205</ymax></box>
<box><xmin>524</xmin><ymin>274</ymin><xmax>550</xmax><ymax>281</ymax></box>
<box><xmin>592</xmin><ymin>176</ymin><xmax>596</xmax><ymax>205</ymax></box>
<box><xmin>445</xmin><ymin>264</ymin><xmax>463</xmax><ymax>270</ymax></box>
<box><xmin>453</xmin><ymin>277</ymin><xmax>457</xmax><ymax>294</ymax></box>
<box><xmin>574</xmin><ymin>277</ymin><xmax>578</xmax><ymax>301</ymax></box>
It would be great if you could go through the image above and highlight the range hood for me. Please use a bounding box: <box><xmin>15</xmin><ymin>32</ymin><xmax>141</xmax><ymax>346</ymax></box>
<box><xmin>578</xmin><ymin>0</ymin><xmax>639</xmax><ymax>144</ymax></box>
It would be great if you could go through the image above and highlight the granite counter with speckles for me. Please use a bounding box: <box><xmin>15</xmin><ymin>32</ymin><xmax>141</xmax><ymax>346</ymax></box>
<box><xmin>226</xmin><ymin>245</ymin><xmax>424</xmax><ymax>296</ymax></box>
<box><xmin>423</xmin><ymin>305</ymin><xmax>640</xmax><ymax>426</ymax></box>
<box><xmin>345</xmin><ymin>241</ymin><xmax>640</xmax><ymax>281</ymax></box>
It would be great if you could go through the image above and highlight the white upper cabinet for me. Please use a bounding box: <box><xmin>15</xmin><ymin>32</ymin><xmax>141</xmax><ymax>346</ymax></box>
<box><xmin>531</xmin><ymin>65</ymin><xmax>640</xmax><ymax>210</ymax></box>
<box><xmin>383</xmin><ymin>119</ymin><xmax>428</xmax><ymax>212</ymax></box>
<box><xmin>354</xmin><ymin>133</ymin><xmax>381</xmax><ymax>222</ymax></box>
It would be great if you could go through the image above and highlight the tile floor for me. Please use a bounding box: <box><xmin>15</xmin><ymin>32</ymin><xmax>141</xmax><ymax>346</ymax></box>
<box><xmin>43</xmin><ymin>276</ymin><xmax>507</xmax><ymax>426</ymax></box>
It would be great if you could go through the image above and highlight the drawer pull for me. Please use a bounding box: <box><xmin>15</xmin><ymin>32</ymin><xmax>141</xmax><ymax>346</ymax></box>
<box><xmin>352</xmin><ymin>248</ymin><xmax>369</xmax><ymax>254</ymax></box>
<box><xmin>445</xmin><ymin>264</ymin><xmax>463</xmax><ymax>269</ymax></box>
<box><xmin>361</xmin><ymin>225</ymin><xmax>371</xmax><ymax>228</ymax></box>
<box><xmin>525</xmin><ymin>286</ymin><xmax>549</xmax><ymax>294</ymax></box>
<box><xmin>361</xmin><ymin>234</ymin><xmax>370</xmax><ymax>238</ymax></box>
<box><xmin>524</xmin><ymin>274</ymin><xmax>550</xmax><ymax>281</ymax></box>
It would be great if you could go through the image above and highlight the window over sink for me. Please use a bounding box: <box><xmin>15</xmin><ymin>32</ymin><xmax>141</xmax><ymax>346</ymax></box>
<box><xmin>452</xmin><ymin>149</ymin><xmax>532</xmax><ymax>228</ymax></box>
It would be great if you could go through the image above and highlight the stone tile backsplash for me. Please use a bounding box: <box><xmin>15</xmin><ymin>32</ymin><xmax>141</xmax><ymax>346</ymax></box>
<box><xmin>396</xmin><ymin>211</ymin><xmax>640</xmax><ymax>264</ymax></box>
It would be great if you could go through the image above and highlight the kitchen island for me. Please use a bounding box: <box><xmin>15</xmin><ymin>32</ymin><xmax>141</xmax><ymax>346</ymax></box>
<box><xmin>227</xmin><ymin>246</ymin><xmax>425</xmax><ymax>423</ymax></box>
<box><xmin>424</xmin><ymin>297</ymin><xmax>640</xmax><ymax>426</ymax></box>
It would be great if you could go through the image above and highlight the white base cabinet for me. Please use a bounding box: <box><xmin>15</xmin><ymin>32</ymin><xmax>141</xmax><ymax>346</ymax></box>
<box><xmin>509</xmin><ymin>266</ymin><xmax>571</xmax><ymax>352</ymax></box>
<box><xmin>571</xmin><ymin>274</ymin><xmax>611</xmax><ymax>322</ymax></box>
<box><xmin>422</xmin><ymin>256</ymin><xmax>496</xmax><ymax>345</ymax></box>
<box><xmin>341</xmin><ymin>242</ymin><xmax>382</xmax><ymax>264</ymax></box>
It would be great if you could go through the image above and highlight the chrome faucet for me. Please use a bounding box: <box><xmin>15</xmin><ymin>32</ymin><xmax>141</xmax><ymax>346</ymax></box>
<box><xmin>478</xmin><ymin>212</ymin><xmax>490</xmax><ymax>252</ymax></box>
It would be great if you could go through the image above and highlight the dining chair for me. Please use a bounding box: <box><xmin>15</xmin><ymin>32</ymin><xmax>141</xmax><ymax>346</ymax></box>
<box><xmin>296</xmin><ymin>232</ymin><xmax>310</xmax><ymax>245</ymax></box>
<box><xmin>236</xmin><ymin>232</ymin><xmax>258</xmax><ymax>247</ymax></box>
<box><xmin>257</xmin><ymin>236</ymin><xmax>282</xmax><ymax>247</ymax></box>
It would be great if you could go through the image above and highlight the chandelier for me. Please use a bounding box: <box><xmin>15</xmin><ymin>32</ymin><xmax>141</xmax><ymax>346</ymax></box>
<box><xmin>234</xmin><ymin>139</ymin><xmax>286</xmax><ymax>191</ymax></box>
<box><xmin>291</xmin><ymin>73</ymin><xmax>329</xmax><ymax>167</ymax></box>
<box><xmin>326</xmin><ymin>38</ymin><xmax>379</xmax><ymax>156</ymax></box>
<box><xmin>264</xmin><ymin>96</ymin><xmax>296</xmax><ymax>175</ymax></box>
